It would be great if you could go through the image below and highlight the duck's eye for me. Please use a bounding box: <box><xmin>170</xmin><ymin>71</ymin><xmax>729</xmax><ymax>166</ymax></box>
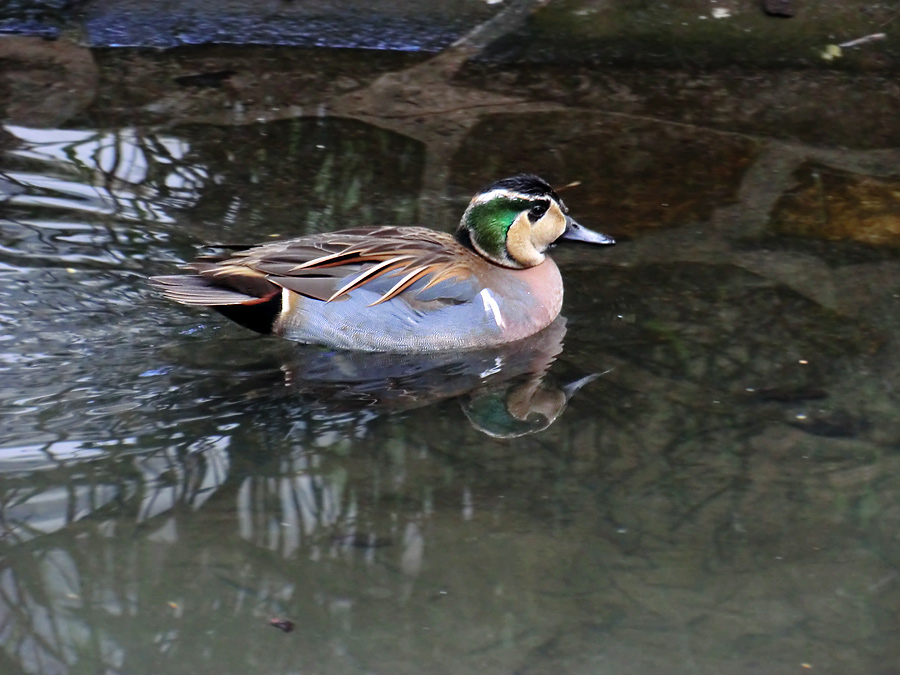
<box><xmin>528</xmin><ymin>202</ymin><xmax>549</xmax><ymax>221</ymax></box>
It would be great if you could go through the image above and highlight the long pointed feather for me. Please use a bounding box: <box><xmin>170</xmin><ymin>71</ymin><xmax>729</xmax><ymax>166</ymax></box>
<box><xmin>368</xmin><ymin>266</ymin><xmax>434</xmax><ymax>306</ymax></box>
<box><xmin>418</xmin><ymin>263</ymin><xmax>460</xmax><ymax>291</ymax></box>
<box><xmin>326</xmin><ymin>255</ymin><xmax>414</xmax><ymax>302</ymax></box>
<box><xmin>287</xmin><ymin>249</ymin><xmax>363</xmax><ymax>271</ymax></box>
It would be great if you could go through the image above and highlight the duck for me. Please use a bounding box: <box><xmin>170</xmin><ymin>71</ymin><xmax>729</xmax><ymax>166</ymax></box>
<box><xmin>150</xmin><ymin>174</ymin><xmax>614</xmax><ymax>352</ymax></box>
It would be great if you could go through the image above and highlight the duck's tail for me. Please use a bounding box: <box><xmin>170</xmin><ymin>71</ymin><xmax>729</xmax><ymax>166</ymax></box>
<box><xmin>150</xmin><ymin>272</ymin><xmax>282</xmax><ymax>335</ymax></box>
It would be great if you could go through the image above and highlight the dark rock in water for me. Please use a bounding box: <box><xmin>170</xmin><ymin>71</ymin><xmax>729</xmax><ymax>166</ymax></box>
<box><xmin>763</xmin><ymin>0</ymin><xmax>796</xmax><ymax>18</ymax></box>
<box><xmin>789</xmin><ymin>411</ymin><xmax>871</xmax><ymax>439</ymax></box>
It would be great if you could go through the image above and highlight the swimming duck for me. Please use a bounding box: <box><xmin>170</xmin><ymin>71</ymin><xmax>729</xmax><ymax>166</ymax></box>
<box><xmin>151</xmin><ymin>174</ymin><xmax>614</xmax><ymax>352</ymax></box>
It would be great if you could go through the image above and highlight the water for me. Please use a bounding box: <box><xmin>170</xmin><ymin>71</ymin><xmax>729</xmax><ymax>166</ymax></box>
<box><xmin>2</xmin><ymin>44</ymin><xmax>900</xmax><ymax>675</ymax></box>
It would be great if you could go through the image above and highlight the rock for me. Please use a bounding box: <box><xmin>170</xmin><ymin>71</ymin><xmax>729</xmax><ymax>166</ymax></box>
<box><xmin>769</xmin><ymin>162</ymin><xmax>900</xmax><ymax>248</ymax></box>
<box><xmin>0</xmin><ymin>36</ymin><xmax>97</xmax><ymax>127</ymax></box>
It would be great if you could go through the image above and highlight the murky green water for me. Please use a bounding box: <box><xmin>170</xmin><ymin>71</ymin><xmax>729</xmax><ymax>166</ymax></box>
<box><xmin>2</xmin><ymin>45</ymin><xmax>900</xmax><ymax>675</ymax></box>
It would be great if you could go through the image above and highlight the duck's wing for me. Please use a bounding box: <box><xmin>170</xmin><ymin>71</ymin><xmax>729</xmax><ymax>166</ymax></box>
<box><xmin>151</xmin><ymin>227</ymin><xmax>482</xmax><ymax>310</ymax></box>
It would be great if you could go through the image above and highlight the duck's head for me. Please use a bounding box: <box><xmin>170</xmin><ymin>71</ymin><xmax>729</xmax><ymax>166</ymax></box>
<box><xmin>457</xmin><ymin>174</ymin><xmax>614</xmax><ymax>269</ymax></box>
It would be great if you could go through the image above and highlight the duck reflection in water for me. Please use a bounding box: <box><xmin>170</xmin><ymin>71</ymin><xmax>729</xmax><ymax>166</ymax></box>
<box><xmin>270</xmin><ymin>316</ymin><xmax>600</xmax><ymax>438</ymax></box>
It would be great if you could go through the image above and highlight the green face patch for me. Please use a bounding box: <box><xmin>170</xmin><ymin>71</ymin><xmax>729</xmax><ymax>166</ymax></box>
<box><xmin>464</xmin><ymin>198</ymin><xmax>533</xmax><ymax>263</ymax></box>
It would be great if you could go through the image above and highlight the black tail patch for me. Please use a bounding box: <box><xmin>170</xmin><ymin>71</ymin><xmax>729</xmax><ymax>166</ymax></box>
<box><xmin>213</xmin><ymin>294</ymin><xmax>281</xmax><ymax>335</ymax></box>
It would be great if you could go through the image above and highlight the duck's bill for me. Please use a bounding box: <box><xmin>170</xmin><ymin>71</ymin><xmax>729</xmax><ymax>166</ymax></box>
<box><xmin>561</xmin><ymin>216</ymin><xmax>615</xmax><ymax>245</ymax></box>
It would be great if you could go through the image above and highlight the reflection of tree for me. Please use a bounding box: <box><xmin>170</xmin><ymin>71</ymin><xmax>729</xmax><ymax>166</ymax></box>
<box><xmin>0</xmin><ymin>421</ymin><xmax>422</xmax><ymax>673</ymax></box>
<box><xmin>1</xmin><ymin>118</ymin><xmax>425</xmax><ymax>270</ymax></box>
<box><xmin>3</xmin><ymin>125</ymin><xmax>208</xmax><ymax>225</ymax></box>
<box><xmin>0</xmin><ymin>435</ymin><xmax>229</xmax><ymax>545</ymax></box>
<box><xmin>0</xmin><ymin>320</ymin><xmax>586</xmax><ymax>671</ymax></box>
<box><xmin>1</xmin><ymin>351</ymin><xmax>899</xmax><ymax>674</ymax></box>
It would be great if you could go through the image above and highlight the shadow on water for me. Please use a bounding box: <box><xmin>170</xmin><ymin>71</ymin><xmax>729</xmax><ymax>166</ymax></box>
<box><xmin>2</xmin><ymin>39</ymin><xmax>900</xmax><ymax>673</ymax></box>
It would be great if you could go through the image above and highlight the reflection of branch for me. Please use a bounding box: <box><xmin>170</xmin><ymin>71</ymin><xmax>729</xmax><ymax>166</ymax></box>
<box><xmin>0</xmin><ymin>170</ymin><xmax>29</xmax><ymax>203</ymax></box>
<box><xmin>0</xmin><ymin>567</ymin><xmax>70</xmax><ymax>671</ymax></box>
<box><xmin>837</xmin><ymin>33</ymin><xmax>886</xmax><ymax>49</ymax></box>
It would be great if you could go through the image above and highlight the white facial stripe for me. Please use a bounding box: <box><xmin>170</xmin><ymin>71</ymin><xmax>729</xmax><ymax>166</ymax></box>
<box><xmin>479</xmin><ymin>288</ymin><xmax>506</xmax><ymax>329</ymax></box>
<box><xmin>470</xmin><ymin>188</ymin><xmax>552</xmax><ymax>207</ymax></box>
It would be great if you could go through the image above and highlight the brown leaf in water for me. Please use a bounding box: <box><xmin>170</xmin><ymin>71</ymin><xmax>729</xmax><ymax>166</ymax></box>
<box><xmin>270</xmin><ymin>618</ymin><xmax>294</xmax><ymax>633</ymax></box>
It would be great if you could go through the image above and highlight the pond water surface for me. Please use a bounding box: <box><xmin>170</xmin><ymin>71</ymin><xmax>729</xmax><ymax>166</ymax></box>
<box><xmin>2</xmin><ymin>43</ymin><xmax>900</xmax><ymax>675</ymax></box>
